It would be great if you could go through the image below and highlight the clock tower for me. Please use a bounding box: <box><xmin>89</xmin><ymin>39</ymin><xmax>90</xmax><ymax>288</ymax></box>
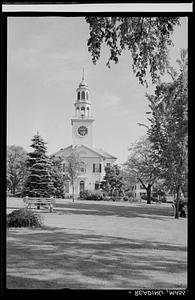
<box><xmin>71</xmin><ymin>70</ymin><xmax>94</xmax><ymax>147</ymax></box>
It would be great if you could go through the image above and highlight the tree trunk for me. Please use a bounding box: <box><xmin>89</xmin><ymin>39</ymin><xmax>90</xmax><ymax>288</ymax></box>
<box><xmin>146</xmin><ymin>185</ymin><xmax>152</xmax><ymax>204</ymax></box>
<box><xmin>12</xmin><ymin>187</ymin><xmax>15</xmax><ymax>195</ymax></box>
<box><xmin>174</xmin><ymin>185</ymin><xmax>180</xmax><ymax>219</ymax></box>
<box><xmin>72</xmin><ymin>182</ymin><xmax>75</xmax><ymax>203</ymax></box>
<box><xmin>12</xmin><ymin>183</ymin><xmax>16</xmax><ymax>195</ymax></box>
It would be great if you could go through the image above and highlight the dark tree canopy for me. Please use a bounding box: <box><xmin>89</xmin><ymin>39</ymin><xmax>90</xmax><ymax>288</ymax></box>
<box><xmin>85</xmin><ymin>17</ymin><xmax>180</xmax><ymax>86</ymax></box>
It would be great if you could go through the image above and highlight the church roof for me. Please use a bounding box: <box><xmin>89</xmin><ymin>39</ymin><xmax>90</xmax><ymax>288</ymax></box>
<box><xmin>90</xmin><ymin>147</ymin><xmax>117</xmax><ymax>159</ymax></box>
<box><xmin>51</xmin><ymin>145</ymin><xmax>73</xmax><ymax>158</ymax></box>
<box><xmin>51</xmin><ymin>144</ymin><xmax>117</xmax><ymax>160</ymax></box>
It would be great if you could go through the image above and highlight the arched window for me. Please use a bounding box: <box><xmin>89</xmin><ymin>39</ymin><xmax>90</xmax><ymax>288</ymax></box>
<box><xmin>86</xmin><ymin>107</ymin><xmax>89</xmax><ymax>110</ymax></box>
<box><xmin>80</xmin><ymin>180</ymin><xmax>85</xmax><ymax>193</ymax></box>
<box><xmin>81</xmin><ymin>106</ymin><xmax>85</xmax><ymax>111</ymax></box>
<box><xmin>78</xmin><ymin>91</ymin><xmax>80</xmax><ymax>100</ymax></box>
<box><xmin>81</xmin><ymin>91</ymin><xmax>85</xmax><ymax>100</ymax></box>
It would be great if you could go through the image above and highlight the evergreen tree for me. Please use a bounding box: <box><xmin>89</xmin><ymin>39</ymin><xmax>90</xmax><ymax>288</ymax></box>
<box><xmin>23</xmin><ymin>133</ymin><xmax>52</xmax><ymax>197</ymax></box>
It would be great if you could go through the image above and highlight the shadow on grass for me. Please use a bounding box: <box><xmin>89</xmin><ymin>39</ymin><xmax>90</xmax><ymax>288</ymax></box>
<box><xmin>7</xmin><ymin>226</ymin><xmax>187</xmax><ymax>289</ymax></box>
<box><xmin>7</xmin><ymin>199</ymin><xmax>175</xmax><ymax>220</ymax></box>
<box><xmin>53</xmin><ymin>202</ymin><xmax>174</xmax><ymax>220</ymax></box>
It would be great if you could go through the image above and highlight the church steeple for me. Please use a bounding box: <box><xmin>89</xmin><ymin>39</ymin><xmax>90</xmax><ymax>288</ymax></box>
<box><xmin>75</xmin><ymin>70</ymin><xmax>91</xmax><ymax>119</ymax></box>
<box><xmin>71</xmin><ymin>72</ymin><xmax>95</xmax><ymax>147</ymax></box>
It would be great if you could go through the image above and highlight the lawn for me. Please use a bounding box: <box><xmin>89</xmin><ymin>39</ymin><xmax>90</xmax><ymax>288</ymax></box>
<box><xmin>6</xmin><ymin>198</ymin><xmax>187</xmax><ymax>289</ymax></box>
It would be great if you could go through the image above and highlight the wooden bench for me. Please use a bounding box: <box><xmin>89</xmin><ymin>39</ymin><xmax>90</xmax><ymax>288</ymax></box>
<box><xmin>23</xmin><ymin>197</ymin><xmax>55</xmax><ymax>212</ymax></box>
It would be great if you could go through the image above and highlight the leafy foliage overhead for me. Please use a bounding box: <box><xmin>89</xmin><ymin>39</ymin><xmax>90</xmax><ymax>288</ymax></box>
<box><xmin>86</xmin><ymin>17</ymin><xmax>180</xmax><ymax>86</ymax></box>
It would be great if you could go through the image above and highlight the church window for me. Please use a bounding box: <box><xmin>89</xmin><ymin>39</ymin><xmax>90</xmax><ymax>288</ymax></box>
<box><xmin>106</xmin><ymin>163</ymin><xmax>111</xmax><ymax>167</ymax></box>
<box><xmin>87</xmin><ymin>107</ymin><xmax>89</xmax><ymax>110</ymax></box>
<box><xmin>78</xmin><ymin>92</ymin><xmax>80</xmax><ymax>100</ymax></box>
<box><xmin>81</xmin><ymin>91</ymin><xmax>85</xmax><ymax>100</ymax></box>
<box><xmin>80</xmin><ymin>162</ymin><xmax>86</xmax><ymax>173</ymax></box>
<box><xmin>93</xmin><ymin>163</ymin><xmax>102</xmax><ymax>173</ymax></box>
<box><xmin>81</xmin><ymin>106</ymin><xmax>85</xmax><ymax>111</ymax></box>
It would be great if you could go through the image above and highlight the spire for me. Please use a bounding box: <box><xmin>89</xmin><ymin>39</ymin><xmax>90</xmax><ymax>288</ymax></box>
<box><xmin>82</xmin><ymin>68</ymin><xmax>85</xmax><ymax>81</ymax></box>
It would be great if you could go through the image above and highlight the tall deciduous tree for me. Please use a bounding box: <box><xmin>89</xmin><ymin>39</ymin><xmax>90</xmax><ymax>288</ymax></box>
<box><xmin>65</xmin><ymin>151</ymin><xmax>81</xmax><ymax>202</ymax></box>
<box><xmin>100</xmin><ymin>164</ymin><xmax>124</xmax><ymax>197</ymax></box>
<box><xmin>86</xmin><ymin>17</ymin><xmax>180</xmax><ymax>86</ymax></box>
<box><xmin>146</xmin><ymin>49</ymin><xmax>188</xmax><ymax>218</ymax></box>
<box><xmin>7</xmin><ymin>145</ymin><xmax>28</xmax><ymax>195</ymax></box>
<box><xmin>23</xmin><ymin>133</ymin><xmax>52</xmax><ymax>198</ymax></box>
<box><xmin>50</xmin><ymin>156</ymin><xmax>65</xmax><ymax>199</ymax></box>
<box><xmin>124</xmin><ymin>137</ymin><xmax>160</xmax><ymax>204</ymax></box>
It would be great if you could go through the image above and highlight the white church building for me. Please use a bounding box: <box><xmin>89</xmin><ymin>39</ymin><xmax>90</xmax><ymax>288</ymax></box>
<box><xmin>52</xmin><ymin>72</ymin><xmax>117</xmax><ymax>197</ymax></box>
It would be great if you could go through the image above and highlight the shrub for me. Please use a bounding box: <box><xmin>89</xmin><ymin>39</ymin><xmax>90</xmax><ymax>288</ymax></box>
<box><xmin>123</xmin><ymin>196</ymin><xmax>129</xmax><ymax>201</ymax></box>
<box><xmin>141</xmin><ymin>195</ymin><xmax>158</xmax><ymax>202</ymax></box>
<box><xmin>7</xmin><ymin>209</ymin><xmax>43</xmax><ymax>228</ymax></box>
<box><xmin>124</xmin><ymin>191</ymin><xmax>134</xmax><ymax>198</ymax></box>
<box><xmin>130</xmin><ymin>197</ymin><xmax>139</xmax><ymax>202</ymax></box>
<box><xmin>80</xmin><ymin>190</ymin><xmax>104</xmax><ymax>201</ymax></box>
<box><xmin>103</xmin><ymin>196</ymin><xmax>111</xmax><ymax>201</ymax></box>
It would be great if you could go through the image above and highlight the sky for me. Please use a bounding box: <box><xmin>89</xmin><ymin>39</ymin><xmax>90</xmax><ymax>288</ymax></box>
<box><xmin>7</xmin><ymin>16</ymin><xmax>188</xmax><ymax>164</ymax></box>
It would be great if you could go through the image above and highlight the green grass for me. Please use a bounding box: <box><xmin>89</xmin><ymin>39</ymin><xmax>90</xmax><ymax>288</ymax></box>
<box><xmin>6</xmin><ymin>199</ymin><xmax>187</xmax><ymax>289</ymax></box>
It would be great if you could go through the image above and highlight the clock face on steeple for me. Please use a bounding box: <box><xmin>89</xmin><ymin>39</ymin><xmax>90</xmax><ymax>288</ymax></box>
<box><xmin>77</xmin><ymin>126</ymin><xmax>88</xmax><ymax>136</ymax></box>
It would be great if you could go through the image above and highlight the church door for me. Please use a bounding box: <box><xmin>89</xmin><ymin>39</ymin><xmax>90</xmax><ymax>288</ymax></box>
<box><xmin>80</xmin><ymin>180</ymin><xmax>85</xmax><ymax>193</ymax></box>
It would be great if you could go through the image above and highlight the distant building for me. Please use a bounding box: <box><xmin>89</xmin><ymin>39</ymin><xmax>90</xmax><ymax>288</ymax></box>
<box><xmin>130</xmin><ymin>183</ymin><xmax>157</xmax><ymax>201</ymax></box>
<box><xmin>131</xmin><ymin>183</ymin><xmax>148</xmax><ymax>200</ymax></box>
<box><xmin>52</xmin><ymin>71</ymin><xmax>117</xmax><ymax>197</ymax></box>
